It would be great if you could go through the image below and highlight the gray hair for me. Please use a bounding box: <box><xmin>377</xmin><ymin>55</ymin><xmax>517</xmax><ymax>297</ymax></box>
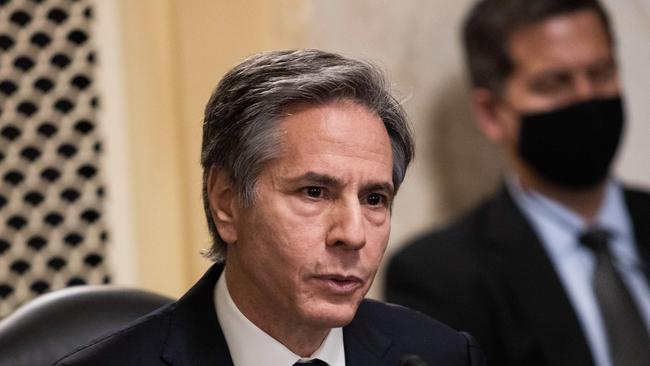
<box><xmin>201</xmin><ymin>49</ymin><xmax>414</xmax><ymax>262</ymax></box>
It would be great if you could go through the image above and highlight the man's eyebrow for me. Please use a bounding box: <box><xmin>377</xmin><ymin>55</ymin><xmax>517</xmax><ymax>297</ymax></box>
<box><xmin>533</xmin><ymin>56</ymin><xmax>616</xmax><ymax>80</ymax></box>
<box><xmin>363</xmin><ymin>182</ymin><xmax>395</xmax><ymax>197</ymax></box>
<box><xmin>288</xmin><ymin>171</ymin><xmax>343</xmax><ymax>187</ymax></box>
<box><xmin>286</xmin><ymin>172</ymin><xmax>394</xmax><ymax>194</ymax></box>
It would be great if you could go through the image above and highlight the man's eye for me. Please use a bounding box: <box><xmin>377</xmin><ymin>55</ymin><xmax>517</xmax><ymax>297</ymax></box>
<box><xmin>530</xmin><ymin>75</ymin><xmax>570</xmax><ymax>95</ymax></box>
<box><xmin>365</xmin><ymin>193</ymin><xmax>386</xmax><ymax>206</ymax></box>
<box><xmin>589</xmin><ymin>65</ymin><xmax>616</xmax><ymax>84</ymax></box>
<box><xmin>304</xmin><ymin>187</ymin><xmax>323</xmax><ymax>198</ymax></box>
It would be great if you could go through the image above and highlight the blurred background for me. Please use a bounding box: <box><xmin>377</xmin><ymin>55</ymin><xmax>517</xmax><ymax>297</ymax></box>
<box><xmin>1</xmin><ymin>0</ymin><xmax>649</xmax><ymax>317</ymax></box>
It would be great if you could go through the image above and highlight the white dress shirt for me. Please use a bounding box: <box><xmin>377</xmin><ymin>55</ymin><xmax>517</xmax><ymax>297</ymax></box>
<box><xmin>507</xmin><ymin>178</ymin><xmax>650</xmax><ymax>366</ymax></box>
<box><xmin>214</xmin><ymin>270</ymin><xmax>346</xmax><ymax>366</ymax></box>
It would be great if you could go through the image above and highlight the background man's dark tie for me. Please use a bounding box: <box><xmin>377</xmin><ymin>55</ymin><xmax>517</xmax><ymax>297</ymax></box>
<box><xmin>580</xmin><ymin>229</ymin><xmax>650</xmax><ymax>366</ymax></box>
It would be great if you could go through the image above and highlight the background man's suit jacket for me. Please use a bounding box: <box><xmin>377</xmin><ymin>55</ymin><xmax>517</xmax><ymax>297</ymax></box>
<box><xmin>386</xmin><ymin>187</ymin><xmax>650</xmax><ymax>366</ymax></box>
<box><xmin>56</xmin><ymin>263</ymin><xmax>486</xmax><ymax>366</ymax></box>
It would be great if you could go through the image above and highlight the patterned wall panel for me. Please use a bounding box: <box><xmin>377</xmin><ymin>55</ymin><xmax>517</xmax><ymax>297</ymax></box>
<box><xmin>0</xmin><ymin>0</ymin><xmax>110</xmax><ymax>318</ymax></box>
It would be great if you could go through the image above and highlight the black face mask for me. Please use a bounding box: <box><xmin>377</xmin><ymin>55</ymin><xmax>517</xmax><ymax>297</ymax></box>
<box><xmin>517</xmin><ymin>96</ymin><xmax>625</xmax><ymax>188</ymax></box>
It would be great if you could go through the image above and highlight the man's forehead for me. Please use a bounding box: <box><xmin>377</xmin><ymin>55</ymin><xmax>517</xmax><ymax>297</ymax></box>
<box><xmin>507</xmin><ymin>9</ymin><xmax>613</xmax><ymax>74</ymax></box>
<box><xmin>266</xmin><ymin>100</ymin><xmax>393</xmax><ymax>180</ymax></box>
<box><xmin>279</xmin><ymin>100</ymin><xmax>389</xmax><ymax>148</ymax></box>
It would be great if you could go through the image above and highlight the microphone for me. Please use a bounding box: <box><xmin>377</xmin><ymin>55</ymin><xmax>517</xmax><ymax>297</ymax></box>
<box><xmin>400</xmin><ymin>354</ymin><xmax>428</xmax><ymax>366</ymax></box>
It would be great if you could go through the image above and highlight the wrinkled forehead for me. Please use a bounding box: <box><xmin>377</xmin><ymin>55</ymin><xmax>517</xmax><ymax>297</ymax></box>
<box><xmin>268</xmin><ymin>100</ymin><xmax>393</xmax><ymax>179</ymax></box>
<box><xmin>280</xmin><ymin>100</ymin><xmax>390</xmax><ymax>149</ymax></box>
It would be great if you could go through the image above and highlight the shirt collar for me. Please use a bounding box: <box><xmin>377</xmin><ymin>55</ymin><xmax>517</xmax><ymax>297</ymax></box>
<box><xmin>506</xmin><ymin>176</ymin><xmax>632</xmax><ymax>243</ymax></box>
<box><xmin>597</xmin><ymin>179</ymin><xmax>632</xmax><ymax>241</ymax></box>
<box><xmin>214</xmin><ymin>270</ymin><xmax>345</xmax><ymax>366</ymax></box>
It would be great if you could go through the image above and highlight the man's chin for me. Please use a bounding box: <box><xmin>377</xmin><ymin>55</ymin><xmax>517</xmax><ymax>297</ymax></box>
<box><xmin>305</xmin><ymin>301</ymin><xmax>360</xmax><ymax>329</ymax></box>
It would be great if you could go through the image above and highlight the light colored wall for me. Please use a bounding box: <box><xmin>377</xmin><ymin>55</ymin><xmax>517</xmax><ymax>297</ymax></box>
<box><xmin>94</xmin><ymin>0</ymin><xmax>136</xmax><ymax>287</ymax></box>
<box><xmin>97</xmin><ymin>0</ymin><xmax>190</xmax><ymax>297</ymax></box>
<box><xmin>605</xmin><ymin>0</ymin><xmax>650</xmax><ymax>187</ymax></box>
<box><xmin>97</xmin><ymin>1</ymin><xmax>650</xmax><ymax>299</ymax></box>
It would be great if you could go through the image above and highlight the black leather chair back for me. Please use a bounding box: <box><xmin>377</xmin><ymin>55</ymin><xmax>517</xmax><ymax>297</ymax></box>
<box><xmin>0</xmin><ymin>285</ymin><xmax>173</xmax><ymax>366</ymax></box>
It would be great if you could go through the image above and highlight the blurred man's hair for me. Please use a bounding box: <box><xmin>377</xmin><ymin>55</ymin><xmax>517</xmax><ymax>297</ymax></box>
<box><xmin>462</xmin><ymin>0</ymin><xmax>614</xmax><ymax>95</ymax></box>
<box><xmin>201</xmin><ymin>49</ymin><xmax>414</xmax><ymax>262</ymax></box>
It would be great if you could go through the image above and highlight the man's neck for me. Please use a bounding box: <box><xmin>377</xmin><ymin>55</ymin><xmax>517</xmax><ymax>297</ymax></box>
<box><xmin>516</xmin><ymin>167</ymin><xmax>607</xmax><ymax>224</ymax></box>
<box><xmin>224</xmin><ymin>262</ymin><xmax>329</xmax><ymax>357</ymax></box>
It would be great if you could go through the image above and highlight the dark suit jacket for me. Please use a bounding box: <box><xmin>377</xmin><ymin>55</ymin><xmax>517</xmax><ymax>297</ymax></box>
<box><xmin>56</xmin><ymin>263</ymin><xmax>486</xmax><ymax>365</ymax></box>
<box><xmin>386</xmin><ymin>186</ymin><xmax>650</xmax><ymax>366</ymax></box>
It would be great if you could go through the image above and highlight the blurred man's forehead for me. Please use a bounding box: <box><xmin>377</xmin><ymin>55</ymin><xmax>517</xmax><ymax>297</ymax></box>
<box><xmin>507</xmin><ymin>9</ymin><xmax>612</xmax><ymax>74</ymax></box>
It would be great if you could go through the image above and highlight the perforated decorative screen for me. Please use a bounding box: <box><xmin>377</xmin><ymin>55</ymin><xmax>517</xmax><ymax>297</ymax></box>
<box><xmin>0</xmin><ymin>0</ymin><xmax>110</xmax><ymax>318</ymax></box>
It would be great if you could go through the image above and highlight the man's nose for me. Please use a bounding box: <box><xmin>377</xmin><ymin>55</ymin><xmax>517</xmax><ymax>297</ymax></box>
<box><xmin>326</xmin><ymin>199</ymin><xmax>367</xmax><ymax>250</ymax></box>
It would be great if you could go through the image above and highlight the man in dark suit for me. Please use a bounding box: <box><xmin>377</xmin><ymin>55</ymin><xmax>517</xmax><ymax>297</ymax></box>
<box><xmin>386</xmin><ymin>1</ymin><xmax>650</xmax><ymax>366</ymax></box>
<box><xmin>55</xmin><ymin>50</ymin><xmax>485</xmax><ymax>366</ymax></box>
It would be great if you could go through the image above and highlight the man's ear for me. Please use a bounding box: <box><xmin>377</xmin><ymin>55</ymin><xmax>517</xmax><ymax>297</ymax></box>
<box><xmin>471</xmin><ymin>88</ymin><xmax>508</xmax><ymax>143</ymax></box>
<box><xmin>207</xmin><ymin>166</ymin><xmax>238</xmax><ymax>244</ymax></box>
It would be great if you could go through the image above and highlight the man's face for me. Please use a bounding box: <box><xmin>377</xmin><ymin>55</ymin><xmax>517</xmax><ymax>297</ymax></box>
<box><xmin>493</xmin><ymin>8</ymin><xmax>620</xmax><ymax>148</ymax></box>
<box><xmin>227</xmin><ymin>99</ymin><xmax>394</xmax><ymax>332</ymax></box>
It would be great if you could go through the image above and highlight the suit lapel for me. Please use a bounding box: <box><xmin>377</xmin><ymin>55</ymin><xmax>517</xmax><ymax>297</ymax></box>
<box><xmin>343</xmin><ymin>302</ymin><xmax>392</xmax><ymax>366</ymax></box>
<box><xmin>482</xmin><ymin>188</ymin><xmax>593</xmax><ymax>365</ymax></box>
<box><xmin>161</xmin><ymin>263</ymin><xmax>234</xmax><ymax>366</ymax></box>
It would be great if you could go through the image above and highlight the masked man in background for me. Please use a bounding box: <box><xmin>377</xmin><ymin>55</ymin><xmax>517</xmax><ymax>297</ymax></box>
<box><xmin>387</xmin><ymin>0</ymin><xmax>650</xmax><ymax>365</ymax></box>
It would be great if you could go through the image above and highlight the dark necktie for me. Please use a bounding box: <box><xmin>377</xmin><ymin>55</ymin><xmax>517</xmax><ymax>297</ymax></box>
<box><xmin>293</xmin><ymin>360</ymin><xmax>328</xmax><ymax>366</ymax></box>
<box><xmin>579</xmin><ymin>229</ymin><xmax>650</xmax><ymax>366</ymax></box>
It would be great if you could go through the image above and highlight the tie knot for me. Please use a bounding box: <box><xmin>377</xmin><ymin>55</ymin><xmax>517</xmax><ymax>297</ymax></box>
<box><xmin>293</xmin><ymin>360</ymin><xmax>328</xmax><ymax>366</ymax></box>
<box><xmin>579</xmin><ymin>228</ymin><xmax>611</xmax><ymax>252</ymax></box>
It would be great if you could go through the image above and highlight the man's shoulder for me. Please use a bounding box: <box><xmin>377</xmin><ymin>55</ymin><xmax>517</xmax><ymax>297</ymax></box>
<box><xmin>354</xmin><ymin>299</ymin><xmax>485</xmax><ymax>364</ymax></box>
<box><xmin>391</xmin><ymin>189</ymin><xmax>508</xmax><ymax>265</ymax></box>
<box><xmin>54</xmin><ymin>304</ymin><xmax>174</xmax><ymax>366</ymax></box>
<box><xmin>384</xmin><ymin>189</ymin><xmax>515</xmax><ymax>309</ymax></box>
<box><xmin>623</xmin><ymin>185</ymin><xmax>650</xmax><ymax>206</ymax></box>
<box><xmin>356</xmin><ymin>298</ymin><xmax>462</xmax><ymax>337</ymax></box>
